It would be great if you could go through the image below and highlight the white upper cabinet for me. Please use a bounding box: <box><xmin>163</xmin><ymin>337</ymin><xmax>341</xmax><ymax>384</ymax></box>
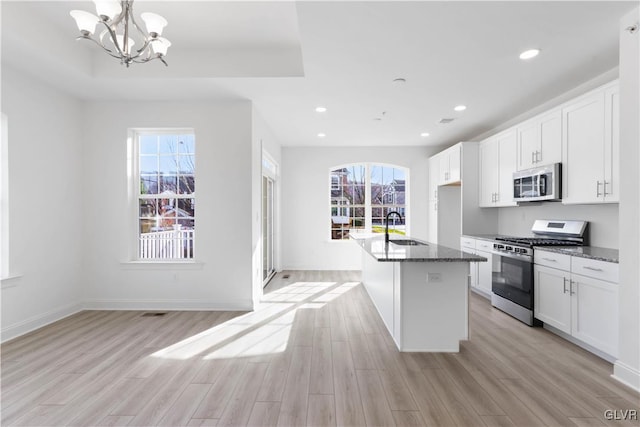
<box><xmin>516</xmin><ymin>109</ymin><xmax>562</xmax><ymax>171</ymax></box>
<box><xmin>479</xmin><ymin>137</ymin><xmax>498</xmax><ymax>207</ymax></box>
<box><xmin>603</xmin><ymin>85</ymin><xmax>620</xmax><ymax>202</ymax></box>
<box><xmin>436</xmin><ymin>143</ymin><xmax>461</xmax><ymax>186</ymax></box>
<box><xmin>562</xmin><ymin>81</ymin><xmax>619</xmax><ymax>204</ymax></box>
<box><xmin>479</xmin><ymin>130</ymin><xmax>517</xmax><ymax>207</ymax></box>
<box><xmin>428</xmin><ymin>155</ymin><xmax>440</xmax><ymax>201</ymax></box>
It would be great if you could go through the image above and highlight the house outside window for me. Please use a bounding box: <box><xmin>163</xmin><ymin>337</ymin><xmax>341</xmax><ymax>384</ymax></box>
<box><xmin>330</xmin><ymin>163</ymin><xmax>407</xmax><ymax>240</ymax></box>
<box><xmin>135</xmin><ymin>130</ymin><xmax>195</xmax><ymax>259</ymax></box>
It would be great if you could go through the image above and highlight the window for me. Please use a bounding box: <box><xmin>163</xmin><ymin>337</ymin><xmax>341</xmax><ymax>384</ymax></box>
<box><xmin>135</xmin><ymin>130</ymin><xmax>195</xmax><ymax>260</ymax></box>
<box><xmin>330</xmin><ymin>163</ymin><xmax>407</xmax><ymax>240</ymax></box>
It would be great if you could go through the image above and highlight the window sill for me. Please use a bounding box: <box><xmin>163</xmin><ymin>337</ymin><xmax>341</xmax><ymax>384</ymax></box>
<box><xmin>120</xmin><ymin>261</ymin><xmax>205</xmax><ymax>270</ymax></box>
<box><xmin>1</xmin><ymin>274</ymin><xmax>23</xmax><ymax>289</ymax></box>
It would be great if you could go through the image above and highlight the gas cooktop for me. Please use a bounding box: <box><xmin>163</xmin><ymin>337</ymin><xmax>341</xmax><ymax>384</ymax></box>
<box><xmin>495</xmin><ymin>236</ymin><xmax>583</xmax><ymax>247</ymax></box>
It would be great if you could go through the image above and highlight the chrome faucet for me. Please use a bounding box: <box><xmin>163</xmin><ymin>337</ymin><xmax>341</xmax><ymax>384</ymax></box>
<box><xmin>385</xmin><ymin>211</ymin><xmax>403</xmax><ymax>243</ymax></box>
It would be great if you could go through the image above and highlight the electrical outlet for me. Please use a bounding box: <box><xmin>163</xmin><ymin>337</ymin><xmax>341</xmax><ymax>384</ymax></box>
<box><xmin>427</xmin><ymin>272</ymin><xmax>442</xmax><ymax>283</ymax></box>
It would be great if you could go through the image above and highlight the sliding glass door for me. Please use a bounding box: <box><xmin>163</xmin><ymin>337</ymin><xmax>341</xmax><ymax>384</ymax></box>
<box><xmin>262</xmin><ymin>175</ymin><xmax>275</xmax><ymax>285</ymax></box>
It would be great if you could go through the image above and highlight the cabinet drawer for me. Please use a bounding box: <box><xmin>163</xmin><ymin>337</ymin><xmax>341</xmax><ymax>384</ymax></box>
<box><xmin>476</xmin><ymin>240</ymin><xmax>493</xmax><ymax>251</ymax></box>
<box><xmin>460</xmin><ymin>237</ymin><xmax>476</xmax><ymax>250</ymax></box>
<box><xmin>572</xmin><ymin>257</ymin><xmax>619</xmax><ymax>283</ymax></box>
<box><xmin>534</xmin><ymin>251</ymin><xmax>571</xmax><ymax>271</ymax></box>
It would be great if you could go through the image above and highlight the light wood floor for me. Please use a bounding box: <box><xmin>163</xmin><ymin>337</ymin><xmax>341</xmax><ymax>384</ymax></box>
<box><xmin>2</xmin><ymin>270</ymin><xmax>639</xmax><ymax>427</ymax></box>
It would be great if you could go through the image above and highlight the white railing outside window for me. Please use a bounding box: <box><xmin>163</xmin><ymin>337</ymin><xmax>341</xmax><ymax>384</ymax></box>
<box><xmin>139</xmin><ymin>225</ymin><xmax>194</xmax><ymax>260</ymax></box>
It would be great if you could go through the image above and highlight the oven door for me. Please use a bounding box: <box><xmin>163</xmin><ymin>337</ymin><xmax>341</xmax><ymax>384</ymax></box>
<box><xmin>491</xmin><ymin>250</ymin><xmax>533</xmax><ymax>309</ymax></box>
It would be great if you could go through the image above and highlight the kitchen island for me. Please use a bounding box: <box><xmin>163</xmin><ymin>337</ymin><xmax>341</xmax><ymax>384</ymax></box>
<box><xmin>351</xmin><ymin>233</ymin><xmax>486</xmax><ymax>352</ymax></box>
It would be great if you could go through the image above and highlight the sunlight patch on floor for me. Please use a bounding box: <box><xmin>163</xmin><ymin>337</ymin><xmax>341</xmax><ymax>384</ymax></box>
<box><xmin>151</xmin><ymin>280</ymin><xmax>357</xmax><ymax>360</ymax></box>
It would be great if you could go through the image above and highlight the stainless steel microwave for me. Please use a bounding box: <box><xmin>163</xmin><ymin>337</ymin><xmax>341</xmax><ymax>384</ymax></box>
<box><xmin>513</xmin><ymin>163</ymin><xmax>561</xmax><ymax>202</ymax></box>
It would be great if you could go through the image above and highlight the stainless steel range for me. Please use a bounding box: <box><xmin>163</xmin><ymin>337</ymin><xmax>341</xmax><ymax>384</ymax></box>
<box><xmin>490</xmin><ymin>219</ymin><xmax>588</xmax><ymax>325</ymax></box>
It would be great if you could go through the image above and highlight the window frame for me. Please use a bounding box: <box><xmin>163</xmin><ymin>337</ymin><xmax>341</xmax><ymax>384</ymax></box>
<box><xmin>129</xmin><ymin>128</ymin><xmax>196</xmax><ymax>262</ymax></box>
<box><xmin>329</xmin><ymin>162</ymin><xmax>409</xmax><ymax>241</ymax></box>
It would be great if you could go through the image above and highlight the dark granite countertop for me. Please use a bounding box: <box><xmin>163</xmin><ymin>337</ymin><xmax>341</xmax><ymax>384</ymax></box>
<box><xmin>350</xmin><ymin>233</ymin><xmax>487</xmax><ymax>263</ymax></box>
<box><xmin>534</xmin><ymin>246</ymin><xmax>619</xmax><ymax>263</ymax></box>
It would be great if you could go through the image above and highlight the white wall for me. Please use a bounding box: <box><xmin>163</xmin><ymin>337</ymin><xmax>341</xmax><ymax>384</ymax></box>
<box><xmin>614</xmin><ymin>7</ymin><xmax>640</xmax><ymax>391</ymax></box>
<box><xmin>81</xmin><ymin>100</ymin><xmax>256</xmax><ymax>311</ymax></box>
<box><xmin>497</xmin><ymin>204</ymin><xmax>619</xmax><ymax>248</ymax></box>
<box><xmin>1</xmin><ymin>66</ymin><xmax>84</xmax><ymax>340</ymax></box>
<box><xmin>281</xmin><ymin>146</ymin><xmax>437</xmax><ymax>270</ymax></box>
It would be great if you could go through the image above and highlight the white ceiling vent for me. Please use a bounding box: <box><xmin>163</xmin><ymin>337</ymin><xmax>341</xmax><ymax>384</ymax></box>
<box><xmin>438</xmin><ymin>118</ymin><xmax>455</xmax><ymax>124</ymax></box>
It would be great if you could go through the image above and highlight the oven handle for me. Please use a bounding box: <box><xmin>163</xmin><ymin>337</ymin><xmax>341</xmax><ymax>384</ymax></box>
<box><xmin>491</xmin><ymin>249</ymin><xmax>533</xmax><ymax>263</ymax></box>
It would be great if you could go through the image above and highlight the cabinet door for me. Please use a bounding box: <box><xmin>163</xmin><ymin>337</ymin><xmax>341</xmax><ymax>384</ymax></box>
<box><xmin>469</xmin><ymin>250</ymin><xmax>479</xmax><ymax>289</ymax></box>
<box><xmin>603</xmin><ymin>85</ymin><xmax>619</xmax><ymax>202</ymax></box>
<box><xmin>562</xmin><ymin>92</ymin><xmax>605</xmax><ymax>204</ymax></box>
<box><xmin>479</xmin><ymin>139</ymin><xmax>498</xmax><ymax>207</ymax></box>
<box><xmin>448</xmin><ymin>144</ymin><xmax>461</xmax><ymax>182</ymax></box>
<box><xmin>429</xmin><ymin>156</ymin><xmax>440</xmax><ymax>201</ymax></box>
<box><xmin>439</xmin><ymin>152</ymin><xmax>450</xmax><ymax>184</ymax></box>
<box><xmin>534</xmin><ymin>265</ymin><xmax>571</xmax><ymax>334</ymax></box>
<box><xmin>570</xmin><ymin>274</ymin><xmax>618</xmax><ymax>357</ymax></box>
<box><xmin>538</xmin><ymin>109</ymin><xmax>562</xmax><ymax>166</ymax></box>
<box><xmin>476</xmin><ymin>249</ymin><xmax>493</xmax><ymax>295</ymax></box>
<box><xmin>496</xmin><ymin>130</ymin><xmax>517</xmax><ymax>207</ymax></box>
<box><xmin>517</xmin><ymin>120</ymin><xmax>539</xmax><ymax>171</ymax></box>
<box><xmin>428</xmin><ymin>199</ymin><xmax>438</xmax><ymax>243</ymax></box>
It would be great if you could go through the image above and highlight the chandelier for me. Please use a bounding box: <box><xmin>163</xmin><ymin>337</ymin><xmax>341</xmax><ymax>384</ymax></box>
<box><xmin>70</xmin><ymin>1</ymin><xmax>171</xmax><ymax>67</ymax></box>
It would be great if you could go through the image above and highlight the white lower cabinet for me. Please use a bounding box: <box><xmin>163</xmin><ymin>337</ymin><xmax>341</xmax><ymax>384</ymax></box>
<box><xmin>571</xmin><ymin>273</ymin><xmax>618</xmax><ymax>357</ymax></box>
<box><xmin>534</xmin><ymin>265</ymin><xmax>571</xmax><ymax>333</ymax></box>
<box><xmin>461</xmin><ymin>237</ymin><xmax>492</xmax><ymax>298</ymax></box>
<box><xmin>534</xmin><ymin>251</ymin><xmax>618</xmax><ymax>358</ymax></box>
<box><xmin>475</xmin><ymin>249</ymin><xmax>493</xmax><ymax>295</ymax></box>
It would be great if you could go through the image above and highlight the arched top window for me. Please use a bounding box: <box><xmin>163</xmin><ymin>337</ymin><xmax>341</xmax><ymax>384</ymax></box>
<box><xmin>330</xmin><ymin>163</ymin><xmax>407</xmax><ymax>240</ymax></box>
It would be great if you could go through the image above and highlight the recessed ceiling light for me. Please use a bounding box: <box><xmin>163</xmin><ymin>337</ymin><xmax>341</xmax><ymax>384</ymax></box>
<box><xmin>317</xmin><ymin>133</ymin><xmax>326</xmax><ymax>138</ymax></box>
<box><xmin>454</xmin><ymin>105</ymin><xmax>467</xmax><ymax>112</ymax></box>
<box><xmin>519</xmin><ymin>49</ymin><xmax>540</xmax><ymax>60</ymax></box>
<box><xmin>420</xmin><ymin>132</ymin><xmax>430</xmax><ymax>137</ymax></box>
<box><xmin>315</xmin><ymin>106</ymin><xmax>327</xmax><ymax>113</ymax></box>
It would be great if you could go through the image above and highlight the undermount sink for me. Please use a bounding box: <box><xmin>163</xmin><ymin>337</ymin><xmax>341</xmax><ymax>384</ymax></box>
<box><xmin>388</xmin><ymin>239</ymin><xmax>427</xmax><ymax>246</ymax></box>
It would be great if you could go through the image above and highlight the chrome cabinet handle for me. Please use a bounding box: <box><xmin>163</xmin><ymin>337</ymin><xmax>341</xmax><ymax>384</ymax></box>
<box><xmin>583</xmin><ymin>266</ymin><xmax>603</xmax><ymax>272</ymax></box>
<box><xmin>542</xmin><ymin>257</ymin><xmax>557</xmax><ymax>262</ymax></box>
<box><xmin>569</xmin><ymin>280</ymin><xmax>575</xmax><ymax>295</ymax></box>
<box><xmin>596</xmin><ymin>181</ymin><xmax>603</xmax><ymax>197</ymax></box>
<box><xmin>531</xmin><ymin>151</ymin><xmax>535</xmax><ymax>164</ymax></box>
<box><xmin>563</xmin><ymin>277</ymin><xmax>568</xmax><ymax>293</ymax></box>
<box><xmin>536</xmin><ymin>151</ymin><xmax>541</xmax><ymax>163</ymax></box>
<box><xmin>603</xmin><ymin>181</ymin><xmax>610</xmax><ymax>196</ymax></box>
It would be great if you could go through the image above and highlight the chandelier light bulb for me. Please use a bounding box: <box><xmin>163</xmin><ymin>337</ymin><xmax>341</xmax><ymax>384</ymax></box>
<box><xmin>141</xmin><ymin>12</ymin><xmax>168</xmax><ymax>37</ymax></box>
<box><xmin>151</xmin><ymin>38</ymin><xmax>171</xmax><ymax>56</ymax></box>
<box><xmin>92</xmin><ymin>0</ymin><xmax>122</xmax><ymax>20</ymax></box>
<box><xmin>115</xmin><ymin>34</ymin><xmax>135</xmax><ymax>55</ymax></box>
<box><xmin>70</xmin><ymin>10</ymin><xmax>100</xmax><ymax>35</ymax></box>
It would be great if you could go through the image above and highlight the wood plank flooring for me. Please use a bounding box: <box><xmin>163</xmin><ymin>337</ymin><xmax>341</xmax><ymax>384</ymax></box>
<box><xmin>1</xmin><ymin>270</ymin><xmax>638</xmax><ymax>426</ymax></box>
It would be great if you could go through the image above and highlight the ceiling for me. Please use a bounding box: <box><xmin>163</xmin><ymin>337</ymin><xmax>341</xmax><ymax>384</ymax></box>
<box><xmin>1</xmin><ymin>1</ymin><xmax>635</xmax><ymax>147</ymax></box>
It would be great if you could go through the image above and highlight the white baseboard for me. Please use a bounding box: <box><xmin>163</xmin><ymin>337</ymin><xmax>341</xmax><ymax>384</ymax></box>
<box><xmin>543</xmin><ymin>324</ymin><xmax>616</xmax><ymax>363</ymax></box>
<box><xmin>613</xmin><ymin>361</ymin><xmax>640</xmax><ymax>392</ymax></box>
<box><xmin>1</xmin><ymin>302</ymin><xmax>82</xmax><ymax>343</ymax></box>
<box><xmin>82</xmin><ymin>298</ymin><xmax>254</xmax><ymax>311</ymax></box>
